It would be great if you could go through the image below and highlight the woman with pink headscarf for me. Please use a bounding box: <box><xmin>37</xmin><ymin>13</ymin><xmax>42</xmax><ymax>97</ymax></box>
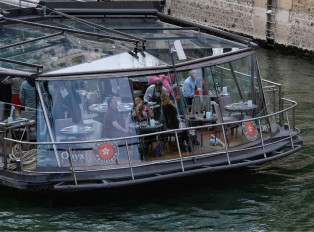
<box><xmin>148</xmin><ymin>73</ymin><xmax>175</xmax><ymax>95</ymax></box>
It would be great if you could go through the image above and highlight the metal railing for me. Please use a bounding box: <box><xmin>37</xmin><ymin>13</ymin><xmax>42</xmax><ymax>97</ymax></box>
<box><xmin>2</xmin><ymin>97</ymin><xmax>300</xmax><ymax>185</ymax></box>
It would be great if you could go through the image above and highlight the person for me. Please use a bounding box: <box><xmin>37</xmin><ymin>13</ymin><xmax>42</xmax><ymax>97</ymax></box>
<box><xmin>20</xmin><ymin>79</ymin><xmax>36</xmax><ymax>111</ymax></box>
<box><xmin>148</xmin><ymin>73</ymin><xmax>175</xmax><ymax>96</ymax></box>
<box><xmin>51</xmin><ymin>81</ymin><xmax>82</xmax><ymax>123</ymax></box>
<box><xmin>2</xmin><ymin>76</ymin><xmax>24</xmax><ymax>116</ymax></box>
<box><xmin>103</xmin><ymin>97</ymin><xmax>129</xmax><ymax>138</ymax></box>
<box><xmin>132</xmin><ymin>97</ymin><xmax>152</xmax><ymax>122</ymax></box>
<box><xmin>172</xmin><ymin>84</ymin><xmax>189</xmax><ymax>115</ymax></box>
<box><xmin>143</xmin><ymin>80</ymin><xmax>167</xmax><ymax>120</ymax></box>
<box><xmin>182</xmin><ymin>69</ymin><xmax>198</xmax><ymax>105</ymax></box>
<box><xmin>160</xmin><ymin>92</ymin><xmax>179</xmax><ymax>130</ymax></box>
<box><xmin>194</xmin><ymin>80</ymin><xmax>208</xmax><ymax>96</ymax></box>
<box><xmin>160</xmin><ymin>92</ymin><xmax>190</xmax><ymax>149</ymax></box>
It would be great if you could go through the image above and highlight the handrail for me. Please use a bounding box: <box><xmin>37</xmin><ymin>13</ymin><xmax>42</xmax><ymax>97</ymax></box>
<box><xmin>4</xmin><ymin>98</ymin><xmax>298</xmax><ymax>146</ymax></box>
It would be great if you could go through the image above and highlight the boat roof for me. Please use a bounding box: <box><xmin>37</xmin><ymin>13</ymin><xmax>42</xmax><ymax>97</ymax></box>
<box><xmin>0</xmin><ymin>1</ymin><xmax>256</xmax><ymax>77</ymax></box>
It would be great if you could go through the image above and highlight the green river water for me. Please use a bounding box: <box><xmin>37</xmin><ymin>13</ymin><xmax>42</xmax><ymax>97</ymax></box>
<box><xmin>0</xmin><ymin>48</ymin><xmax>313</xmax><ymax>230</ymax></box>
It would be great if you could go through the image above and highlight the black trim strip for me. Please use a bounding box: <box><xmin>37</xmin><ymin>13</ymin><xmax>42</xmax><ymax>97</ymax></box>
<box><xmin>0</xmin><ymin>32</ymin><xmax>64</xmax><ymax>50</ymax></box>
<box><xmin>37</xmin><ymin>49</ymin><xmax>254</xmax><ymax>81</ymax></box>
<box><xmin>3</xmin><ymin>17</ymin><xmax>139</xmax><ymax>44</ymax></box>
<box><xmin>157</xmin><ymin>12</ymin><xmax>253</xmax><ymax>46</ymax></box>
<box><xmin>0</xmin><ymin>57</ymin><xmax>43</xmax><ymax>69</ymax></box>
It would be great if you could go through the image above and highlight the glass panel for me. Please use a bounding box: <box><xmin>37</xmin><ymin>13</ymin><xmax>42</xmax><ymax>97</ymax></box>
<box><xmin>0</xmin><ymin>17</ymin><xmax>247</xmax><ymax>74</ymax></box>
<box><xmin>37</xmin><ymin>77</ymin><xmax>140</xmax><ymax>168</ymax></box>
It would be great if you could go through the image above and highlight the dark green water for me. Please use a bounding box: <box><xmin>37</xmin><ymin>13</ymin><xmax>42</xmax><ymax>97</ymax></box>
<box><xmin>0</xmin><ymin>49</ymin><xmax>313</xmax><ymax>231</ymax></box>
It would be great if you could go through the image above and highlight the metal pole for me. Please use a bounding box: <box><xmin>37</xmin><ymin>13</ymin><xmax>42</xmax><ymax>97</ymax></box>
<box><xmin>279</xmin><ymin>85</ymin><xmax>283</xmax><ymax>125</ymax></box>
<box><xmin>285</xmin><ymin>111</ymin><xmax>295</xmax><ymax>149</ymax></box>
<box><xmin>175</xmin><ymin>131</ymin><xmax>185</xmax><ymax>172</ymax></box>
<box><xmin>17</xmin><ymin>144</ymin><xmax>24</xmax><ymax>173</ymax></box>
<box><xmin>258</xmin><ymin>119</ymin><xmax>267</xmax><ymax>158</ymax></box>
<box><xmin>35</xmin><ymin>82</ymin><xmax>61</xmax><ymax>167</ymax></box>
<box><xmin>67</xmin><ymin>144</ymin><xmax>77</xmax><ymax>185</ymax></box>
<box><xmin>221</xmin><ymin>124</ymin><xmax>231</xmax><ymax>165</ymax></box>
<box><xmin>124</xmin><ymin>139</ymin><xmax>134</xmax><ymax>181</ymax></box>
<box><xmin>0</xmin><ymin>32</ymin><xmax>64</xmax><ymax>50</ymax></box>
<box><xmin>292</xmin><ymin>106</ymin><xmax>296</xmax><ymax>131</ymax></box>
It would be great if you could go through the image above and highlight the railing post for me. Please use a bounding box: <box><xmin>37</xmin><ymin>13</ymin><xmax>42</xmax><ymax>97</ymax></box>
<box><xmin>124</xmin><ymin>138</ymin><xmax>134</xmax><ymax>181</ymax></box>
<box><xmin>175</xmin><ymin>131</ymin><xmax>185</xmax><ymax>172</ymax></box>
<box><xmin>279</xmin><ymin>85</ymin><xmax>283</xmax><ymax>126</ymax></box>
<box><xmin>3</xmin><ymin>129</ymin><xmax>7</xmax><ymax>170</ymax></box>
<box><xmin>292</xmin><ymin>106</ymin><xmax>296</xmax><ymax>131</ymax></box>
<box><xmin>17</xmin><ymin>144</ymin><xmax>24</xmax><ymax>173</ymax></box>
<box><xmin>67</xmin><ymin>144</ymin><xmax>77</xmax><ymax>185</ymax></box>
<box><xmin>221</xmin><ymin>124</ymin><xmax>231</xmax><ymax>165</ymax></box>
<box><xmin>258</xmin><ymin>119</ymin><xmax>267</xmax><ymax>158</ymax></box>
<box><xmin>285</xmin><ymin>111</ymin><xmax>295</xmax><ymax>149</ymax></box>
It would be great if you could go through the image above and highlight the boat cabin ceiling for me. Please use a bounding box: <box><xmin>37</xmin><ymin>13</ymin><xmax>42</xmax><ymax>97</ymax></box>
<box><xmin>0</xmin><ymin>1</ymin><xmax>249</xmax><ymax>75</ymax></box>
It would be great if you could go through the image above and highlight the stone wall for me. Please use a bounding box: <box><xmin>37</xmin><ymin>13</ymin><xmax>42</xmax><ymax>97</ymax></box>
<box><xmin>166</xmin><ymin>0</ymin><xmax>314</xmax><ymax>53</ymax></box>
<box><xmin>287</xmin><ymin>1</ymin><xmax>314</xmax><ymax>51</ymax></box>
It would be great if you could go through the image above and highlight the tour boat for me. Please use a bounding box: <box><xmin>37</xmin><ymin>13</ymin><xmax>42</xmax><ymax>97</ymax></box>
<box><xmin>0</xmin><ymin>1</ymin><xmax>302</xmax><ymax>191</ymax></box>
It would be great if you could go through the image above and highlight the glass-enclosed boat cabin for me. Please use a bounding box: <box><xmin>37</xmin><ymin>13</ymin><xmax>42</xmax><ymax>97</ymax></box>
<box><xmin>0</xmin><ymin>1</ymin><xmax>302</xmax><ymax>191</ymax></box>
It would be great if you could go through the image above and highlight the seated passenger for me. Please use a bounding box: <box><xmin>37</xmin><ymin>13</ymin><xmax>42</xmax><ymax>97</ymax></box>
<box><xmin>160</xmin><ymin>92</ymin><xmax>189</xmax><ymax>148</ymax></box>
<box><xmin>194</xmin><ymin>80</ymin><xmax>208</xmax><ymax>96</ymax></box>
<box><xmin>103</xmin><ymin>97</ymin><xmax>129</xmax><ymax>138</ymax></box>
<box><xmin>132</xmin><ymin>97</ymin><xmax>152</xmax><ymax>122</ymax></box>
<box><xmin>160</xmin><ymin>92</ymin><xmax>179</xmax><ymax>129</ymax></box>
<box><xmin>143</xmin><ymin>80</ymin><xmax>167</xmax><ymax>120</ymax></box>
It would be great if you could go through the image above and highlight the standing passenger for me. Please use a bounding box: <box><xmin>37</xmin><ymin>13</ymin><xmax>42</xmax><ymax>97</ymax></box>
<box><xmin>2</xmin><ymin>76</ymin><xmax>24</xmax><ymax>116</ymax></box>
<box><xmin>182</xmin><ymin>69</ymin><xmax>198</xmax><ymax>105</ymax></box>
<box><xmin>143</xmin><ymin>80</ymin><xmax>167</xmax><ymax>120</ymax></box>
<box><xmin>20</xmin><ymin>79</ymin><xmax>36</xmax><ymax>111</ymax></box>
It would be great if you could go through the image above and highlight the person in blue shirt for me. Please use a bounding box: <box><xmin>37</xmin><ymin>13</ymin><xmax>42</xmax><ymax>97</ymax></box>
<box><xmin>182</xmin><ymin>69</ymin><xmax>198</xmax><ymax>105</ymax></box>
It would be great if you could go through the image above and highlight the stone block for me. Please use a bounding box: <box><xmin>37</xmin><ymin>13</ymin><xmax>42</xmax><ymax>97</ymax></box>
<box><xmin>277</xmin><ymin>0</ymin><xmax>293</xmax><ymax>11</ymax></box>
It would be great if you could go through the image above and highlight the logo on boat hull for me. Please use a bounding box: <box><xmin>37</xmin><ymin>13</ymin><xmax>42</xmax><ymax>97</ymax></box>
<box><xmin>93</xmin><ymin>141</ymin><xmax>119</xmax><ymax>164</ymax></box>
<box><xmin>242</xmin><ymin>116</ymin><xmax>258</xmax><ymax>141</ymax></box>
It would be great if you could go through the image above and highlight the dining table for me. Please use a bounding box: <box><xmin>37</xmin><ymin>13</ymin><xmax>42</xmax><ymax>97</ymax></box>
<box><xmin>88</xmin><ymin>102</ymin><xmax>133</xmax><ymax>114</ymax></box>
<box><xmin>59</xmin><ymin>125</ymin><xmax>95</xmax><ymax>140</ymax></box>
<box><xmin>224</xmin><ymin>102</ymin><xmax>258</xmax><ymax>117</ymax></box>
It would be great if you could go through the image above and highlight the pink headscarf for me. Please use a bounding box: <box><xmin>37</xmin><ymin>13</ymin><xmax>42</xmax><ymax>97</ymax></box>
<box><xmin>148</xmin><ymin>74</ymin><xmax>172</xmax><ymax>95</ymax></box>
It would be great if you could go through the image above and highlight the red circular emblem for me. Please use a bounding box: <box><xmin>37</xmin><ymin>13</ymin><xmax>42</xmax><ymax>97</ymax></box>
<box><xmin>242</xmin><ymin>116</ymin><xmax>258</xmax><ymax>142</ymax></box>
<box><xmin>98</xmin><ymin>143</ymin><xmax>114</xmax><ymax>159</ymax></box>
<box><xmin>245</xmin><ymin>121</ymin><xmax>255</xmax><ymax>136</ymax></box>
<box><xmin>93</xmin><ymin>141</ymin><xmax>119</xmax><ymax>165</ymax></box>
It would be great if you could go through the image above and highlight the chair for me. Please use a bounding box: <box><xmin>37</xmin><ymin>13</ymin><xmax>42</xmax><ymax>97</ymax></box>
<box><xmin>218</xmin><ymin>95</ymin><xmax>232</xmax><ymax>116</ymax></box>
<box><xmin>79</xmin><ymin>104</ymin><xmax>98</xmax><ymax>120</ymax></box>
<box><xmin>54</xmin><ymin>118</ymin><xmax>73</xmax><ymax>142</ymax></box>
<box><xmin>212</xmin><ymin>101</ymin><xmax>239</xmax><ymax>137</ymax></box>
<box><xmin>87</xmin><ymin>120</ymin><xmax>103</xmax><ymax>141</ymax></box>
<box><xmin>218</xmin><ymin>95</ymin><xmax>241</xmax><ymax>118</ymax></box>
<box><xmin>191</xmin><ymin>95</ymin><xmax>212</xmax><ymax>114</ymax></box>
